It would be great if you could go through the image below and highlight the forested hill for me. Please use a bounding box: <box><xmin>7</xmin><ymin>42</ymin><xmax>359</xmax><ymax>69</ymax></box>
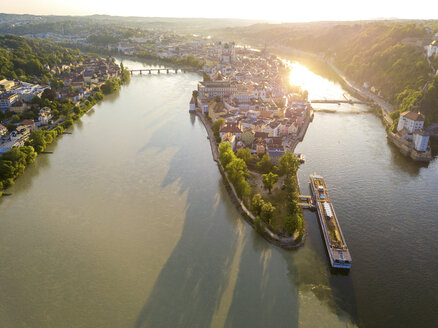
<box><xmin>219</xmin><ymin>21</ymin><xmax>438</xmax><ymax>124</ymax></box>
<box><xmin>0</xmin><ymin>35</ymin><xmax>82</xmax><ymax>84</ymax></box>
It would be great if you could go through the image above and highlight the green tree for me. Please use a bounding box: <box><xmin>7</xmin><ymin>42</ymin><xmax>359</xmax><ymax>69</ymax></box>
<box><xmin>260</xmin><ymin>201</ymin><xmax>275</xmax><ymax>225</ymax></box>
<box><xmin>279</xmin><ymin>151</ymin><xmax>300</xmax><ymax>176</ymax></box>
<box><xmin>61</xmin><ymin>118</ymin><xmax>74</xmax><ymax>129</ymax></box>
<box><xmin>241</xmin><ymin>131</ymin><xmax>255</xmax><ymax>146</ymax></box>
<box><xmin>262</xmin><ymin>172</ymin><xmax>279</xmax><ymax>194</ymax></box>
<box><xmin>212</xmin><ymin>118</ymin><xmax>225</xmax><ymax>142</ymax></box>
<box><xmin>11</xmin><ymin>115</ymin><xmax>20</xmax><ymax>123</ymax></box>
<box><xmin>26</xmin><ymin>130</ymin><xmax>48</xmax><ymax>153</ymax></box>
<box><xmin>41</xmin><ymin>88</ymin><xmax>57</xmax><ymax>101</ymax></box>
<box><xmin>257</xmin><ymin>153</ymin><xmax>273</xmax><ymax>173</ymax></box>
<box><xmin>225</xmin><ymin>158</ymin><xmax>248</xmax><ymax>184</ymax></box>
<box><xmin>284</xmin><ymin>213</ymin><xmax>304</xmax><ymax>235</ymax></box>
<box><xmin>218</xmin><ymin>142</ymin><xmax>235</xmax><ymax>167</ymax></box>
<box><xmin>6</xmin><ymin>123</ymin><xmax>16</xmax><ymax>132</ymax></box>
<box><xmin>251</xmin><ymin>194</ymin><xmax>264</xmax><ymax>215</ymax></box>
<box><xmin>236</xmin><ymin>176</ymin><xmax>251</xmax><ymax>199</ymax></box>
<box><xmin>236</xmin><ymin>147</ymin><xmax>253</xmax><ymax>165</ymax></box>
<box><xmin>101</xmin><ymin>78</ymin><xmax>120</xmax><ymax>94</ymax></box>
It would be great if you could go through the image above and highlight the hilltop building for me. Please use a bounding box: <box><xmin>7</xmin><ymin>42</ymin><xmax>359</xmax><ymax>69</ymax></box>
<box><xmin>388</xmin><ymin>110</ymin><xmax>431</xmax><ymax>161</ymax></box>
<box><xmin>397</xmin><ymin>111</ymin><xmax>425</xmax><ymax>133</ymax></box>
<box><xmin>218</xmin><ymin>42</ymin><xmax>236</xmax><ymax>64</ymax></box>
<box><xmin>425</xmin><ymin>40</ymin><xmax>438</xmax><ymax>57</ymax></box>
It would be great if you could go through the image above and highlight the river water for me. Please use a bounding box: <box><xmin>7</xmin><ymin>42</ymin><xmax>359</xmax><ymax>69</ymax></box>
<box><xmin>0</xmin><ymin>58</ymin><xmax>436</xmax><ymax>327</ymax></box>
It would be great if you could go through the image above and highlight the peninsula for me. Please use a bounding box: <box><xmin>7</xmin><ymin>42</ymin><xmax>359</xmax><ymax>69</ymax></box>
<box><xmin>189</xmin><ymin>42</ymin><xmax>313</xmax><ymax>248</ymax></box>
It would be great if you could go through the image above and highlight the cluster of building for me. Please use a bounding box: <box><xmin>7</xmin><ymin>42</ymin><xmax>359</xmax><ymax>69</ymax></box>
<box><xmin>56</xmin><ymin>57</ymin><xmax>120</xmax><ymax>102</ymax></box>
<box><xmin>0</xmin><ymin>58</ymin><xmax>121</xmax><ymax>154</ymax></box>
<box><xmin>0</xmin><ymin>105</ymin><xmax>53</xmax><ymax>153</ymax></box>
<box><xmin>190</xmin><ymin>42</ymin><xmax>313</xmax><ymax>159</ymax></box>
<box><xmin>388</xmin><ymin>111</ymin><xmax>432</xmax><ymax>161</ymax></box>
<box><xmin>0</xmin><ymin>79</ymin><xmax>46</xmax><ymax>112</ymax></box>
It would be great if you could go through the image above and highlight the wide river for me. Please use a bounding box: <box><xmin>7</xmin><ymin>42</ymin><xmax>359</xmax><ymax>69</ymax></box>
<box><xmin>0</xmin><ymin>58</ymin><xmax>437</xmax><ymax>327</ymax></box>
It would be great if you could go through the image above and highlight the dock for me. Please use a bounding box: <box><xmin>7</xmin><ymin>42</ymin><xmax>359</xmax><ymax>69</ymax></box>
<box><xmin>297</xmin><ymin>195</ymin><xmax>315</xmax><ymax>210</ymax></box>
<box><xmin>309</xmin><ymin>174</ymin><xmax>352</xmax><ymax>269</ymax></box>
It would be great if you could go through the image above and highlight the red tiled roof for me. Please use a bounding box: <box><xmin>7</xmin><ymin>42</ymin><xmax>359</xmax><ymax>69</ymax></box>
<box><xmin>401</xmin><ymin>111</ymin><xmax>424</xmax><ymax>122</ymax></box>
<box><xmin>21</xmin><ymin>120</ymin><xmax>35</xmax><ymax>126</ymax></box>
<box><xmin>220</xmin><ymin>123</ymin><xmax>242</xmax><ymax>134</ymax></box>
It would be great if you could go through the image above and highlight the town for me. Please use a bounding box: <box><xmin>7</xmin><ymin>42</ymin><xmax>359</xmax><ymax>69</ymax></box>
<box><xmin>190</xmin><ymin>42</ymin><xmax>313</xmax><ymax>158</ymax></box>
<box><xmin>0</xmin><ymin>56</ymin><xmax>121</xmax><ymax>154</ymax></box>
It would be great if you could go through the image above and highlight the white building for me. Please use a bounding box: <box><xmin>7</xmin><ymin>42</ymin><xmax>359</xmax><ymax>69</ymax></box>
<box><xmin>38</xmin><ymin>107</ymin><xmax>52</xmax><ymax>125</ymax></box>
<box><xmin>425</xmin><ymin>40</ymin><xmax>438</xmax><ymax>57</ymax></box>
<box><xmin>0</xmin><ymin>124</ymin><xmax>7</xmax><ymax>136</ymax></box>
<box><xmin>189</xmin><ymin>97</ymin><xmax>196</xmax><ymax>111</ymax></box>
<box><xmin>218</xmin><ymin>42</ymin><xmax>236</xmax><ymax>64</ymax></box>
<box><xmin>413</xmin><ymin>130</ymin><xmax>429</xmax><ymax>152</ymax></box>
<box><xmin>197</xmin><ymin>80</ymin><xmax>237</xmax><ymax>100</ymax></box>
<box><xmin>0</xmin><ymin>79</ymin><xmax>14</xmax><ymax>91</ymax></box>
<box><xmin>0</xmin><ymin>93</ymin><xmax>18</xmax><ymax>110</ymax></box>
<box><xmin>397</xmin><ymin>111</ymin><xmax>425</xmax><ymax>134</ymax></box>
<box><xmin>9</xmin><ymin>82</ymin><xmax>46</xmax><ymax>102</ymax></box>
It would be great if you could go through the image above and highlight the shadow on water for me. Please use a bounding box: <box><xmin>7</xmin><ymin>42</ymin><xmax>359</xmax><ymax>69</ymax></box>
<box><xmin>189</xmin><ymin>112</ymin><xmax>196</xmax><ymax>126</ymax></box>
<box><xmin>223</xmin><ymin>232</ymin><xmax>300</xmax><ymax>328</ymax></box>
<box><xmin>281</xmin><ymin>206</ymin><xmax>359</xmax><ymax>327</ymax></box>
<box><xmin>133</xmin><ymin>110</ymin><xmax>300</xmax><ymax>327</ymax></box>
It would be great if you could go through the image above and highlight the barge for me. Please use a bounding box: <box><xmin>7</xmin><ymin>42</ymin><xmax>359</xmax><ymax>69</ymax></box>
<box><xmin>309</xmin><ymin>174</ymin><xmax>351</xmax><ymax>269</ymax></box>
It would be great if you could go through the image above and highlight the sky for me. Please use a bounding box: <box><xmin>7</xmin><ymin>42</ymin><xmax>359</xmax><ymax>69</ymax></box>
<box><xmin>2</xmin><ymin>0</ymin><xmax>438</xmax><ymax>22</ymax></box>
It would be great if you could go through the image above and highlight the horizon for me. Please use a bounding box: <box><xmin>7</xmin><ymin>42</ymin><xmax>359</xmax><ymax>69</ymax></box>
<box><xmin>0</xmin><ymin>12</ymin><xmax>427</xmax><ymax>24</ymax></box>
<box><xmin>2</xmin><ymin>0</ymin><xmax>438</xmax><ymax>23</ymax></box>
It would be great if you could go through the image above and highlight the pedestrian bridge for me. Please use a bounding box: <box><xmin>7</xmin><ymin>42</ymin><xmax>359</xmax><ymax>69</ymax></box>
<box><xmin>129</xmin><ymin>68</ymin><xmax>190</xmax><ymax>75</ymax></box>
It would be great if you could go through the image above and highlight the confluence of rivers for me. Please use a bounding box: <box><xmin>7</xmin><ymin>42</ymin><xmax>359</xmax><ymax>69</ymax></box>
<box><xmin>0</xmin><ymin>58</ymin><xmax>436</xmax><ymax>328</ymax></box>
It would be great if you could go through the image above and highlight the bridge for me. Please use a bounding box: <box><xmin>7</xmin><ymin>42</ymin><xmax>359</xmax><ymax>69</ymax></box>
<box><xmin>310</xmin><ymin>99</ymin><xmax>371</xmax><ymax>105</ymax></box>
<box><xmin>129</xmin><ymin>68</ymin><xmax>190</xmax><ymax>75</ymax></box>
<box><xmin>311</xmin><ymin>93</ymin><xmax>371</xmax><ymax>105</ymax></box>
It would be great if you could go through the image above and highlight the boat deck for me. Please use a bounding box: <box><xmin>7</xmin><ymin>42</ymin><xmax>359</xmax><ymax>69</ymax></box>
<box><xmin>310</xmin><ymin>174</ymin><xmax>351</xmax><ymax>269</ymax></box>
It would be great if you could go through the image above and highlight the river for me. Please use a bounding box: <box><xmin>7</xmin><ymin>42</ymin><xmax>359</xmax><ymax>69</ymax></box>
<box><xmin>0</xmin><ymin>58</ymin><xmax>436</xmax><ymax>327</ymax></box>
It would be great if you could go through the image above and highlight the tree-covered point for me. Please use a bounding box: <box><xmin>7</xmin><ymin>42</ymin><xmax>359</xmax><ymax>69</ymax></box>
<box><xmin>0</xmin><ymin>34</ymin><xmax>82</xmax><ymax>82</ymax></box>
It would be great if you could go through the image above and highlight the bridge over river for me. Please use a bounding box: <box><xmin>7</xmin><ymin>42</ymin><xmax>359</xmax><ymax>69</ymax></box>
<box><xmin>129</xmin><ymin>68</ymin><xmax>191</xmax><ymax>75</ymax></box>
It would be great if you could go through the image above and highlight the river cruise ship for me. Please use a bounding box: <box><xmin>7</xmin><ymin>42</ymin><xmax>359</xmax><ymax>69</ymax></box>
<box><xmin>309</xmin><ymin>174</ymin><xmax>352</xmax><ymax>269</ymax></box>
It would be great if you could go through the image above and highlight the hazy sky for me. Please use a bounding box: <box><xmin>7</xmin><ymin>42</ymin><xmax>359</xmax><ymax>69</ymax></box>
<box><xmin>3</xmin><ymin>0</ymin><xmax>438</xmax><ymax>22</ymax></box>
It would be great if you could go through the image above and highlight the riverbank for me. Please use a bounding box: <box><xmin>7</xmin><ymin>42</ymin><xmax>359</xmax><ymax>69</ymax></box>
<box><xmin>0</xmin><ymin>69</ymin><xmax>129</xmax><ymax>194</ymax></box>
<box><xmin>193</xmin><ymin>109</ymin><xmax>307</xmax><ymax>250</ymax></box>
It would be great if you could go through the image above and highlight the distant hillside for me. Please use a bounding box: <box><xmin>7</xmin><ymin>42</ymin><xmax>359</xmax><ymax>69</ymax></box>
<box><xmin>218</xmin><ymin>21</ymin><xmax>438</xmax><ymax>124</ymax></box>
<box><xmin>0</xmin><ymin>13</ymin><xmax>267</xmax><ymax>34</ymax></box>
<box><xmin>0</xmin><ymin>34</ymin><xmax>81</xmax><ymax>83</ymax></box>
